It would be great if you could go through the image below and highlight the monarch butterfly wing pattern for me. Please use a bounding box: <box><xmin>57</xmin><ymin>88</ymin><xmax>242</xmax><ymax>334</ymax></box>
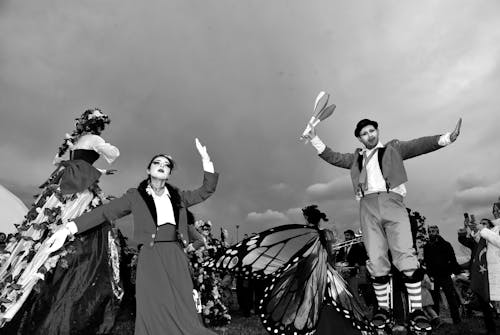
<box><xmin>324</xmin><ymin>263</ymin><xmax>374</xmax><ymax>333</ymax></box>
<box><xmin>257</xmin><ymin>238</ymin><xmax>328</xmax><ymax>335</ymax></box>
<box><xmin>206</xmin><ymin>224</ymin><xmax>319</xmax><ymax>279</ymax></box>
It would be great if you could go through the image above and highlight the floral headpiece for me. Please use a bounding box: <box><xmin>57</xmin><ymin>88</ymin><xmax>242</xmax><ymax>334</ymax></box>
<box><xmin>55</xmin><ymin>108</ymin><xmax>111</xmax><ymax>158</ymax></box>
<box><xmin>195</xmin><ymin>220</ymin><xmax>212</xmax><ymax>231</ymax></box>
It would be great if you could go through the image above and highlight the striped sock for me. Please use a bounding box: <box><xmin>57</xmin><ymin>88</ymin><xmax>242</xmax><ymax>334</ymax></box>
<box><xmin>405</xmin><ymin>281</ymin><xmax>422</xmax><ymax>312</ymax></box>
<box><xmin>373</xmin><ymin>282</ymin><xmax>390</xmax><ymax>309</ymax></box>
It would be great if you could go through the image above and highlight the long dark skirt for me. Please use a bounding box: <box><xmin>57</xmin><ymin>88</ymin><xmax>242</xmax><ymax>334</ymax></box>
<box><xmin>3</xmin><ymin>224</ymin><xmax>122</xmax><ymax>335</ymax></box>
<box><xmin>135</xmin><ymin>242</ymin><xmax>216</xmax><ymax>335</ymax></box>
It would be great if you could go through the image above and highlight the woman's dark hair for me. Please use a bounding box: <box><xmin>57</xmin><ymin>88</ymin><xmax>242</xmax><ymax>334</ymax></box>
<box><xmin>302</xmin><ymin>205</ymin><xmax>329</xmax><ymax>226</ymax></box>
<box><xmin>77</xmin><ymin>109</ymin><xmax>110</xmax><ymax>135</ymax></box>
<box><xmin>481</xmin><ymin>218</ymin><xmax>494</xmax><ymax>229</ymax></box>
<box><xmin>147</xmin><ymin>154</ymin><xmax>177</xmax><ymax>171</ymax></box>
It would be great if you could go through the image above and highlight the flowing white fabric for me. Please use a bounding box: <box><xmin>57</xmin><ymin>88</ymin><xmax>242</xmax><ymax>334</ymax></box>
<box><xmin>0</xmin><ymin>190</ymin><xmax>95</xmax><ymax>324</ymax></box>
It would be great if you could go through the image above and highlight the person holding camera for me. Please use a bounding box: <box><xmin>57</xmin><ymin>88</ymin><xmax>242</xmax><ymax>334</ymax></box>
<box><xmin>482</xmin><ymin>202</ymin><xmax>500</xmax><ymax>306</ymax></box>
<box><xmin>458</xmin><ymin>211</ymin><xmax>498</xmax><ymax>335</ymax></box>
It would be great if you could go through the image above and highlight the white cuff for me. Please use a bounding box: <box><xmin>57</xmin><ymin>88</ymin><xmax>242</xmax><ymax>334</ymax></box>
<box><xmin>438</xmin><ymin>132</ymin><xmax>452</xmax><ymax>146</ymax></box>
<box><xmin>202</xmin><ymin>159</ymin><xmax>215</xmax><ymax>173</ymax></box>
<box><xmin>66</xmin><ymin>221</ymin><xmax>78</xmax><ymax>235</ymax></box>
<box><xmin>310</xmin><ymin>136</ymin><xmax>326</xmax><ymax>154</ymax></box>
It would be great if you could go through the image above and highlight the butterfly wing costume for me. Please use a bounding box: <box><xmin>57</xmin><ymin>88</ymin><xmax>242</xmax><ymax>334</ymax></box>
<box><xmin>207</xmin><ymin>224</ymin><xmax>374</xmax><ymax>334</ymax></box>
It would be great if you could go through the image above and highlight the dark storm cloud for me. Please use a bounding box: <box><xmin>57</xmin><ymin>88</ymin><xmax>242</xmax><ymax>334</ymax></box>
<box><xmin>452</xmin><ymin>181</ymin><xmax>500</xmax><ymax>210</ymax></box>
<box><xmin>1</xmin><ymin>1</ymin><xmax>499</xmax><ymax>245</ymax></box>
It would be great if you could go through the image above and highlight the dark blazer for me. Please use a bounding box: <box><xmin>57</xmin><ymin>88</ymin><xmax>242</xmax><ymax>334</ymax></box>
<box><xmin>74</xmin><ymin>171</ymin><xmax>219</xmax><ymax>248</ymax></box>
<box><xmin>336</xmin><ymin>242</ymin><xmax>368</xmax><ymax>267</ymax></box>
<box><xmin>423</xmin><ymin>235</ymin><xmax>461</xmax><ymax>277</ymax></box>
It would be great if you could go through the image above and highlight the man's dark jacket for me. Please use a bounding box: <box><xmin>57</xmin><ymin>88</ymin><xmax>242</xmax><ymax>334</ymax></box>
<box><xmin>424</xmin><ymin>235</ymin><xmax>461</xmax><ymax>277</ymax></box>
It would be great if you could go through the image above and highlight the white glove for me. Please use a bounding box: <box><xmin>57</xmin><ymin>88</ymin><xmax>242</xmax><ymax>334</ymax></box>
<box><xmin>47</xmin><ymin>228</ymin><xmax>70</xmax><ymax>253</ymax></box>
<box><xmin>195</xmin><ymin>138</ymin><xmax>211</xmax><ymax>161</ymax></box>
<box><xmin>47</xmin><ymin>221</ymin><xmax>77</xmax><ymax>253</ymax></box>
<box><xmin>195</xmin><ymin>138</ymin><xmax>214</xmax><ymax>173</ymax></box>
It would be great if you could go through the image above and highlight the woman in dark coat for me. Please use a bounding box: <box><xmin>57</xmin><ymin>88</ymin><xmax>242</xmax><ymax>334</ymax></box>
<box><xmin>48</xmin><ymin>138</ymin><xmax>218</xmax><ymax>335</ymax></box>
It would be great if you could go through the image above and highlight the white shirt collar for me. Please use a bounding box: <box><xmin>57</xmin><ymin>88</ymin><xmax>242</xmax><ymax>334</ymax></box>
<box><xmin>360</xmin><ymin>141</ymin><xmax>384</xmax><ymax>155</ymax></box>
<box><xmin>146</xmin><ymin>184</ymin><xmax>170</xmax><ymax>198</ymax></box>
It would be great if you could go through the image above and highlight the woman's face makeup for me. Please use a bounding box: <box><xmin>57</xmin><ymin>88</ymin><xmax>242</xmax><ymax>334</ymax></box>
<box><xmin>147</xmin><ymin>156</ymin><xmax>172</xmax><ymax>180</ymax></box>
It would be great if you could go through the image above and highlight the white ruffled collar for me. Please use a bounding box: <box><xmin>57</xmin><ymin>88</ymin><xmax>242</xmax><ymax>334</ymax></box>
<box><xmin>146</xmin><ymin>184</ymin><xmax>169</xmax><ymax>198</ymax></box>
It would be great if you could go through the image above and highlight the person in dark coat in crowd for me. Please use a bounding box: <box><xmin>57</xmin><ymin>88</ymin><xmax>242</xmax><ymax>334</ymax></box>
<box><xmin>236</xmin><ymin>275</ymin><xmax>254</xmax><ymax>316</ymax></box>
<box><xmin>335</xmin><ymin>229</ymin><xmax>369</xmax><ymax>303</ymax></box>
<box><xmin>423</xmin><ymin>225</ymin><xmax>462</xmax><ymax>324</ymax></box>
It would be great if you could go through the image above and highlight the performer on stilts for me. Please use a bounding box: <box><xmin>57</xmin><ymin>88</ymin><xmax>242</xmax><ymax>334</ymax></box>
<box><xmin>0</xmin><ymin>109</ymin><xmax>122</xmax><ymax>334</ymax></box>
<box><xmin>302</xmin><ymin>108</ymin><xmax>461</xmax><ymax>333</ymax></box>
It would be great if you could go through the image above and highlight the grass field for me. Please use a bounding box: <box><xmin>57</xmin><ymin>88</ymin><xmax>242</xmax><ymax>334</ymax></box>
<box><xmin>212</xmin><ymin>311</ymin><xmax>498</xmax><ymax>335</ymax></box>
<box><xmin>111</xmin><ymin>298</ymin><xmax>499</xmax><ymax>335</ymax></box>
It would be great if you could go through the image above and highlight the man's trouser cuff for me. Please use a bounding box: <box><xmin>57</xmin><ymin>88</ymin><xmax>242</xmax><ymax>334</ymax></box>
<box><xmin>401</xmin><ymin>268</ymin><xmax>424</xmax><ymax>283</ymax></box>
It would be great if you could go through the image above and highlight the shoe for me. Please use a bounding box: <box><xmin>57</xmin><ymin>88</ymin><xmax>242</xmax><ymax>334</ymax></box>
<box><xmin>371</xmin><ymin>307</ymin><xmax>392</xmax><ymax>329</ymax></box>
<box><xmin>408</xmin><ymin>309</ymin><xmax>432</xmax><ymax>331</ymax></box>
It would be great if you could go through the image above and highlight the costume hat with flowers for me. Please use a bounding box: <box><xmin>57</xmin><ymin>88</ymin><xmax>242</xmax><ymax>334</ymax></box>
<box><xmin>56</xmin><ymin>108</ymin><xmax>111</xmax><ymax>158</ymax></box>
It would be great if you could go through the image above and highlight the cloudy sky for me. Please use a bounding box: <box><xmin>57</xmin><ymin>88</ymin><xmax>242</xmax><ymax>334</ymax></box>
<box><xmin>1</xmin><ymin>0</ymin><xmax>499</xmax><ymax>256</ymax></box>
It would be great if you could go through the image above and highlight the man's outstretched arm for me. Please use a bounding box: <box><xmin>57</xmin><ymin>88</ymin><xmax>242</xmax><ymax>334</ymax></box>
<box><xmin>396</xmin><ymin>118</ymin><xmax>462</xmax><ymax>160</ymax></box>
<box><xmin>303</xmin><ymin>125</ymin><xmax>354</xmax><ymax>169</ymax></box>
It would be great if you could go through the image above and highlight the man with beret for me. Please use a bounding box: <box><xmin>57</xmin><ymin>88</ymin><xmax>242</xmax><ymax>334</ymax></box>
<box><xmin>303</xmin><ymin>117</ymin><xmax>461</xmax><ymax>332</ymax></box>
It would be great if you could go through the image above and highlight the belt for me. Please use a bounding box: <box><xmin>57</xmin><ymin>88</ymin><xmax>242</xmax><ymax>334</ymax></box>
<box><xmin>362</xmin><ymin>191</ymin><xmax>403</xmax><ymax>200</ymax></box>
<box><xmin>146</xmin><ymin>239</ymin><xmax>179</xmax><ymax>247</ymax></box>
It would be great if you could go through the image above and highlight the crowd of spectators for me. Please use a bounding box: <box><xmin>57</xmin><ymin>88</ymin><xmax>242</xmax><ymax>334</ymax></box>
<box><xmin>1</xmin><ymin>198</ymin><xmax>499</xmax><ymax>334</ymax></box>
<box><xmin>327</xmin><ymin>199</ymin><xmax>500</xmax><ymax>334</ymax></box>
